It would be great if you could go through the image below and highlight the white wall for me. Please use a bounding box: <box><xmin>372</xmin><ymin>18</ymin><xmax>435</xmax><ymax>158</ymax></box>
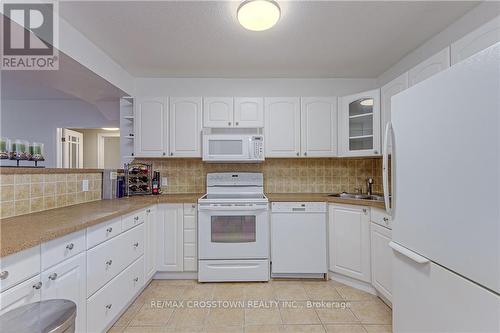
<box><xmin>70</xmin><ymin>128</ymin><xmax>120</xmax><ymax>169</ymax></box>
<box><xmin>134</xmin><ymin>78</ymin><xmax>378</xmax><ymax>97</ymax></box>
<box><xmin>1</xmin><ymin>99</ymin><xmax>119</xmax><ymax>167</ymax></box>
<box><xmin>378</xmin><ymin>2</ymin><xmax>500</xmax><ymax>85</ymax></box>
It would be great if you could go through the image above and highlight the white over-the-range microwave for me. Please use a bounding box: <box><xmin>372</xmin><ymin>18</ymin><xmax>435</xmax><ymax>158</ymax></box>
<box><xmin>202</xmin><ymin>134</ymin><xmax>264</xmax><ymax>162</ymax></box>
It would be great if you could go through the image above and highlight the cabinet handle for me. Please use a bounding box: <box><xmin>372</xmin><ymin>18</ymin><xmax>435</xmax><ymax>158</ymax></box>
<box><xmin>170</xmin><ymin>152</ymin><xmax>174</xmax><ymax>156</ymax></box>
<box><xmin>362</xmin><ymin>208</ymin><xmax>367</xmax><ymax>214</ymax></box>
<box><xmin>374</xmin><ymin>150</ymin><xmax>379</xmax><ymax>154</ymax></box>
<box><xmin>0</xmin><ymin>271</ymin><xmax>9</xmax><ymax>280</ymax></box>
<box><xmin>163</xmin><ymin>152</ymin><xmax>166</xmax><ymax>156</ymax></box>
<box><xmin>105</xmin><ymin>304</ymin><xmax>112</xmax><ymax>310</ymax></box>
<box><xmin>48</xmin><ymin>273</ymin><xmax>58</xmax><ymax>281</ymax></box>
<box><xmin>191</xmin><ymin>204</ymin><xmax>195</xmax><ymax>209</ymax></box>
<box><xmin>33</xmin><ymin>282</ymin><xmax>42</xmax><ymax>290</ymax></box>
<box><xmin>134</xmin><ymin>216</ymin><xmax>139</xmax><ymax>221</ymax></box>
<box><xmin>228</xmin><ymin>122</ymin><xmax>231</xmax><ymax>126</ymax></box>
<box><xmin>296</xmin><ymin>152</ymin><xmax>299</xmax><ymax>156</ymax></box>
<box><xmin>66</xmin><ymin>243</ymin><xmax>74</xmax><ymax>250</ymax></box>
<box><xmin>133</xmin><ymin>277</ymin><xmax>139</xmax><ymax>282</ymax></box>
<box><xmin>106</xmin><ymin>260</ymin><xmax>113</xmax><ymax>266</ymax></box>
<box><xmin>383</xmin><ymin>217</ymin><xmax>389</xmax><ymax>222</ymax></box>
<box><xmin>106</xmin><ymin>227</ymin><xmax>113</xmax><ymax>233</ymax></box>
<box><xmin>304</xmin><ymin>152</ymin><xmax>307</xmax><ymax>156</ymax></box>
<box><xmin>235</xmin><ymin>122</ymin><xmax>239</xmax><ymax>126</ymax></box>
<box><xmin>146</xmin><ymin>209</ymin><xmax>151</xmax><ymax>213</ymax></box>
<box><xmin>133</xmin><ymin>242</ymin><xmax>139</xmax><ymax>247</ymax></box>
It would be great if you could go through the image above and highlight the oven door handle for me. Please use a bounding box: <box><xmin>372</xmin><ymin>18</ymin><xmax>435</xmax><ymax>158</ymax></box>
<box><xmin>198</xmin><ymin>205</ymin><xmax>268</xmax><ymax>211</ymax></box>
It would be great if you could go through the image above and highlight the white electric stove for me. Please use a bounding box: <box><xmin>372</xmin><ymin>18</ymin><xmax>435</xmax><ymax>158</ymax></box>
<box><xmin>197</xmin><ymin>172</ymin><xmax>270</xmax><ymax>282</ymax></box>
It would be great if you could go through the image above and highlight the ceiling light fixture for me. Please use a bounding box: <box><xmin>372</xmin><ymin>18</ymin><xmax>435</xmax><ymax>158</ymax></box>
<box><xmin>102</xmin><ymin>128</ymin><xmax>119</xmax><ymax>131</ymax></box>
<box><xmin>237</xmin><ymin>0</ymin><xmax>281</xmax><ymax>31</ymax></box>
<box><xmin>360</xmin><ymin>99</ymin><xmax>374</xmax><ymax>106</ymax></box>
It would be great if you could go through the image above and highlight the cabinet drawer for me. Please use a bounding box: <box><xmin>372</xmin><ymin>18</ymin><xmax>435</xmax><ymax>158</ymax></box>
<box><xmin>183</xmin><ymin>215</ymin><xmax>196</xmax><ymax>229</ymax></box>
<box><xmin>183</xmin><ymin>258</ymin><xmax>197</xmax><ymax>272</ymax></box>
<box><xmin>0</xmin><ymin>246</ymin><xmax>40</xmax><ymax>293</ymax></box>
<box><xmin>41</xmin><ymin>230</ymin><xmax>85</xmax><ymax>271</ymax></box>
<box><xmin>184</xmin><ymin>243</ymin><xmax>196</xmax><ymax>258</ymax></box>
<box><xmin>87</xmin><ymin>217</ymin><xmax>122</xmax><ymax>249</ymax></box>
<box><xmin>122</xmin><ymin>210</ymin><xmax>145</xmax><ymax>231</ymax></box>
<box><xmin>87</xmin><ymin>258</ymin><xmax>143</xmax><ymax>333</ymax></box>
<box><xmin>371</xmin><ymin>208</ymin><xmax>392</xmax><ymax>229</ymax></box>
<box><xmin>0</xmin><ymin>275</ymin><xmax>41</xmax><ymax>314</ymax></box>
<box><xmin>184</xmin><ymin>229</ymin><xmax>196</xmax><ymax>243</ymax></box>
<box><xmin>183</xmin><ymin>203</ymin><xmax>197</xmax><ymax>216</ymax></box>
<box><xmin>121</xmin><ymin>224</ymin><xmax>145</xmax><ymax>267</ymax></box>
<box><xmin>199</xmin><ymin>259</ymin><xmax>269</xmax><ymax>282</ymax></box>
<box><xmin>87</xmin><ymin>234</ymin><xmax>124</xmax><ymax>297</ymax></box>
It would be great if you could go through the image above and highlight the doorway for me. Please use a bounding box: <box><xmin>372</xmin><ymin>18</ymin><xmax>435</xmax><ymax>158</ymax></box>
<box><xmin>97</xmin><ymin>132</ymin><xmax>121</xmax><ymax>169</ymax></box>
<box><xmin>57</xmin><ymin>128</ymin><xmax>84</xmax><ymax>168</ymax></box>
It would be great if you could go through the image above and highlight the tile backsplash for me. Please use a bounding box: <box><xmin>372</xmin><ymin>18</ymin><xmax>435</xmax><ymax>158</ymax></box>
<box><xmin>0</xmin><ymin>173</ymin><xmax>102</xmax><ymax>218</ymax></box>
<box><xmin>135</xmin><ymin>158</ymin><xmax>383</xmax><ymax>195</ymax></box>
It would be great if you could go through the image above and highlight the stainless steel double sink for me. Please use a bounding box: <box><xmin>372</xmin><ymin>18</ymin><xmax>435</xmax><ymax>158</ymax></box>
<box><xmin>329</xmin><ymin>192</ymin><xmax>385</xmax><ymax>201</ymax></box>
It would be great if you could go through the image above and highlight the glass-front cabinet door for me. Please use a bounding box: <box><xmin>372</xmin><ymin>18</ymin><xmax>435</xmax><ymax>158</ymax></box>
<box><xmin>339</xmin><ymin>89</ymin><xmax>381</xmax><ymax>157</ymax></box>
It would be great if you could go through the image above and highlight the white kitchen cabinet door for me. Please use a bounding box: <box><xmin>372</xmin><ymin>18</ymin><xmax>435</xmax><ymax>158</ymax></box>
<box><xmin>451</xmin><ymin>16</ymin><xmax>500</xmax><ymax>65</ymax></box>
<box><xmin>41</xmin><ymin>253</ymin><xmax>86</xmax><ymax>333</ymax></box>
<box><xmin>134</xmin><ymin>97</ymin><xmax>168</xmax><ymax>157</ymax></box>
<box><xmin>339</xmin><ymin>89</ymin><xmax>381</xmax><ymax>157</ymax></box>
<box><xmin>169</xmin><ymin>97</ymin><xmax>202</xmax><ymax>157</ymax></box>
<box><xmin>0</xmin><ymin>275</ymin><xmax>41</xmax><ymax>315</ymax></box>
<box><xmin>300</xmin><ymin>97</ymin><xmax>338</xmax><ymax>157</ymax></box>
<box><xmin>203</xmin><ymin>97</ymin><xmax>234</xmax><ymax>128</ymax></box>
<box><xmin>329</xmin><ymin>204</ymin><xmax>371</xmax><ymax>282</ymax></box>
<box><xmin>409</xmin><ymin>47</ymin><xmax>450</xmax><ymax>87</ymax></box>
<box><xmin>144</xmin><ymin>206</ymin><xmax>157</xmax><ymax>281</ymax></box>
<box><xmin>264</xmin><ymin>97</ymin><xmax>301</xmax><ymax>157</ymax></box>
<box><xmin>183</xmin><ymin>204</ymin><xmax>198</xmax><ymax>272</ymax></box>
<box><xmin>381</xmin><ymin>72</ymin><xmax>408</xmax><ymax>154</ymax></box>
<box><xmin>234</xmin><ymin>97</ymin><xmax>264</xmax><ymax>128</ymax></box>
<box><xmin>157</xmin><ymin>204</ymin><xmax>184</xmax><ymax>272</ymax></box>
<box><xmin>370</xmin><ymin>223</ymin><xmax>393</xmax><ymax>304</ymax></box>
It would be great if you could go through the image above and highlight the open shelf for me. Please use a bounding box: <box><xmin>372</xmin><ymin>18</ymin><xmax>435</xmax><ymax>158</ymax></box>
<box><xmin>122</xmin><ymin>96</ymin><xmax>134</xmax><ymax>104</ymax></box>
<box><xmin>123</xmin><ymin>116</ymin><xmax>135</xmax><ymax>121</ymax></box>
<box><xmin>349</xmin><ymin>134</ymin><xmax>374</xmax><ymax>140</ymax></box>
<box><xmin>124</xmin><ymin>135</ymin><xmax>135</xmax><ymax>139</ymax></box>
<box><xmin>349</xmin><ymin>112</ymin><xmax>373</xmax><ymax>119</ymax></box>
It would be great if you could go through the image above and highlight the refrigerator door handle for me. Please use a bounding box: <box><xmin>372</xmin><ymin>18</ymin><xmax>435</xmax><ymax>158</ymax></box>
<box><xmin>383</xmin><ymin>122</ymin><xmax>393</xmax><ymax>215</ymax></box>
<box><xmin>389</xmin><ymin>241</ymin><xmax>430</xmax><ymax>264</ymax></box>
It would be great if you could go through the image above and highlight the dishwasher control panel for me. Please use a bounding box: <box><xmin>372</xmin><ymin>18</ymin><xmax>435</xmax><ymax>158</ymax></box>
<box><xmin>271</xmin><ymin>202</ymin><xmax>327</xmax><ymax>213</ymax></box>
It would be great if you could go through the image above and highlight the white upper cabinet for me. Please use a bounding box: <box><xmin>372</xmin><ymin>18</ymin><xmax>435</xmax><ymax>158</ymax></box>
<box><xmin>203</xmin><ymin>97</ymin><xmax>234</xmax><ymax>128</ymax></box>
<box><xmin>169</xmin><ymin>97</ymin><xmax>202</xmax><ymax>157</ymax></box>
<box><xmin>381</xmin><ymin>72</ymin><xmax>409</xmax><ymax>154</ymax></box>
<box><xmin>339</xmin><ymin>89</ymin><xmax>381</xmax><ymax>157</ymax></box>
<box><xmin>451</xmin><ymin>16</ymin><xmax>500</xmax><ymax>65</ymax></box>
<box><xmin>409</xmin><ymin>47</ymin><xmax>450</xmax><ymax>87</ymax></box>
<box><xmin>234</xmin><ymin>97</ymin><xmax>264</xmax><ymax>128</ymax></box>
<box><xmin>264</xmin><ymin>97</ymin><xmax>301</xmax><ymax>157</ymax></box>
<box><xmin>134</xmin><ymin>97</ymin><xmax>168</xmax><ymax>157</ymax></box>
<box><xmin>300</xmin><ymin>97</ymin><xmax>338</xmax><ymax>157</ymax></box>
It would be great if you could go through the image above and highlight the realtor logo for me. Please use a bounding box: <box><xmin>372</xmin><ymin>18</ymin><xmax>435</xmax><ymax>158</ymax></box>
<box><xmin>1</xmin><ymin>0</ymin><xmax>59</xmax><ymax>70</ymax></box>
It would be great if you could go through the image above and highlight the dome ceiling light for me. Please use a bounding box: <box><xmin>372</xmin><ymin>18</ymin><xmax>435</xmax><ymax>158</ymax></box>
<box><xmin>237</xmin><ymin>0</ymin><xmax>281</xmax><ymax>31</ymax></box>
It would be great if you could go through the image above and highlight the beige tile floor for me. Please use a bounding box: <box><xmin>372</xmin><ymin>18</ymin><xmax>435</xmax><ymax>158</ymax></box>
<box><xmin>108</xmin><ymin>280</ymin><xmax>392</xmax><ymax>333</ymax></box>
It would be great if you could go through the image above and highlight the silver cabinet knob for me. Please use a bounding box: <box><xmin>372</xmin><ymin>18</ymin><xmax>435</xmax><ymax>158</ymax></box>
<box><xmin>191</xmin><ymin>204</ymin><xmax>195</xmax><ymax>209</ymax></box>
<box><xmin>133</xmin><ymin>242</ymin><xmax>139</xmax><ymax>248</ymax></box>
<box><xmin>134</xmin><ymin>216</ymin><xmax>139</xmax><ymax>221</ymax></box>
<box><xmin>170</xmin><ymin>152</ymin><xmax>173</xmax><ymax>156</ymax></box>
<box><xmin>383</xmin><ymin>217</ymin><xmax>389</xmax><ymax>222</ymax></box>
<box><xmin>374</xmin><ymin>150</ymin><xmax>379</xmax><ymax>154</ymax></box>
<box><xmin>106</xmin><ymin>260</ymin><xmax>113</xmax><ymax>266</ymax></box>
<box><xmin>48</xmin><ymin>273</ymin><xmax>58</xmax><ymax>280</ymax></box>
<box><xmin>228</xmin><ymin>122</ymin><xmax>231</xmax><ymax>126</ymax></box>
<box><xmin>106</xmin><ymin>227</ymin><xmax>113</xmax><ymax>233</ymax></box>
<box><xmin>235</xmin><ymin>122</ymin><xmax>239</xmax><ymax>126</ymax></box>
<box><xmin>296</xmin><ymin>152</ymin><xmax>299</xmax><ymax>156</ymax></box>
<box><xmin>146</xmin><ymin>209</ymin><xmax>151</xmax><ymax>213</ymax></box>
<box><xmin>0</xmin><ymin>271</ymin><xmax>9</xmax><ymax>280</ymax></box>
<box><xmin>105</xmin><ymin>304</ymin><xmax>112</xmax><ymax>310</ymax></box>
<box><xmin>33</xmin><ymin>282</ymin><xmax>42</xmax><ymax>290</ymax></box>
<box><xmin>66</xmin><ymin>243</ymin><xmax>74</xmax><ymax>250</ymax></box>
<box><xmin>133</xmin><ymin>277</ymin><xmax>139</xmax><ymax>282</ymax></box>
<box><xmin>304</xmin><ymin>152</ymin><xmax>307</xmax><ymax>156</ymax></box>
<box><xmin>362</xmin><ymin>208</ymin><xmax>367</xmax><ymax>214</ymax></box>
<box><xmin>163</xmin><ymin>152</ymin><xmax>166</xmax><ymax>156</ymax></box>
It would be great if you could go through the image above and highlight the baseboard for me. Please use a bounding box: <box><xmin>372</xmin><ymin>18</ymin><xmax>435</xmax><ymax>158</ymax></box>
<box><xmin>329</xmin><ymin>271</ymin><xmax>377</xmax><ymax>295</ymax></box>
<box><xmin>272</xmin><ymin>273</ymin><xmax>327</xmax><ymax>279</ymax></box>
<box><xmin>153</xmin><ymin>271</ymin><xmax>198</xmax><ymax>280</ymax></box>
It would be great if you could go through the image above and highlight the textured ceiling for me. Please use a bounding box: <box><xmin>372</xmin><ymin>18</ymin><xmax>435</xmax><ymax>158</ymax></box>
<box><xmin>60</xmin><ymin>1</ymin><xmax>477</xmax><ymax>78</ymax></box>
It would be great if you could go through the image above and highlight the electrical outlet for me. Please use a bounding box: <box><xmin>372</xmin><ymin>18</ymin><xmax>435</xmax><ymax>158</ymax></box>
<box><xmin>162</xmin><ymin>177</ymin><xmax>168</xmax><ymax>186</ymax></box>
<box><xmin>82</xmin><ymin>179</ymin><xmax>89</xmax><ymax>192</ymax></box>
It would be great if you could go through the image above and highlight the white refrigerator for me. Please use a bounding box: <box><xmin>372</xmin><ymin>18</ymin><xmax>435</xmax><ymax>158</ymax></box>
<box><xmin>383</xmin><ymin>42</ymin><xmax>500</xmax><ymax>333</ymax></box>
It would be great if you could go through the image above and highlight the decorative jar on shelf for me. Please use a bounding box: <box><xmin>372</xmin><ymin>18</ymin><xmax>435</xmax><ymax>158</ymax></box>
<box><xmin>0</xmin><ymin>138</ymin><xmax>9</xmax><ymax>159</ymax></box>
<box><xmin>9</xmin><ymin>140</ymin><xmax>29</xmax><ymax>160</ymax></box>
<box><xmin>29</xmin><ymin>142</ymin><xmax>45</xmax><ymax>161</ymax></box>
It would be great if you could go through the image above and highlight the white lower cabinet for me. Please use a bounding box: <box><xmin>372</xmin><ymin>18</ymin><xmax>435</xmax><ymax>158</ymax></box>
<box><xmin>41</xmin><ymin>253</ymin><xmax>87</xmax><ymax>332</ymax></box>
<box><xmin>0</xmin><ymin>275</ymin><xmax>41</xmax><ymax>315</ymax></box>
<box><xmin>87</xmin><ymin>256</ymin><xmax>144</xmax><ymax>333</ymax></box>
<box><xmin>144</xmin><ymin>206</ymin><xmax>157</xmax><ymax>281</ymax></box>
<box><xmin>157</xmin><ymin>204</ymin><xmax>184</xmax><ymax>272</ymax></box>
<box><xmin>328</xmin><ymin>204</ymin><xmax>371</xmax><ymax>282</ymax></box>
<box><xmin>183</xmin><ymin>204</ymin><xmax>198</xmax><ymax>272</ymax></box>
<box><xmin>370</xmin><ymin>223</ymin><xmax>393</xmax><ymax>304</ymax></box>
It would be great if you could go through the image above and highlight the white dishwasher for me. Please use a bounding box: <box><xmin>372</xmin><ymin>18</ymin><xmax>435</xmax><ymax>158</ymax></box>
<box><xmin>271</xmin><ymin>202</ymin><xmax>327</xmax><ymax>278</ymax></box>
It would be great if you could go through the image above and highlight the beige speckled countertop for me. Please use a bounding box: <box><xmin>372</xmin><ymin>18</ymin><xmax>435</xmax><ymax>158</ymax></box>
<box><xmin>0</xmin><ymin>193</ymin><xmax>203</xmax><ymax>257</ymax></box>
<box><xmin>1</xmin><ymin>192</ymin><xmax>384</xmax><ymax>258</ymax></box>
<box><xmin>266</xmin><ymin>193</ymin><xmax>386</xmax><ymax>209</ymax></box>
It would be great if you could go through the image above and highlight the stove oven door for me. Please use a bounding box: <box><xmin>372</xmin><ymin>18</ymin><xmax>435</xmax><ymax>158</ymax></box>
<box><xmin>198</xmin><ymin>203</ymin><xmax>269</xmax><ymax>260</ymax></box>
